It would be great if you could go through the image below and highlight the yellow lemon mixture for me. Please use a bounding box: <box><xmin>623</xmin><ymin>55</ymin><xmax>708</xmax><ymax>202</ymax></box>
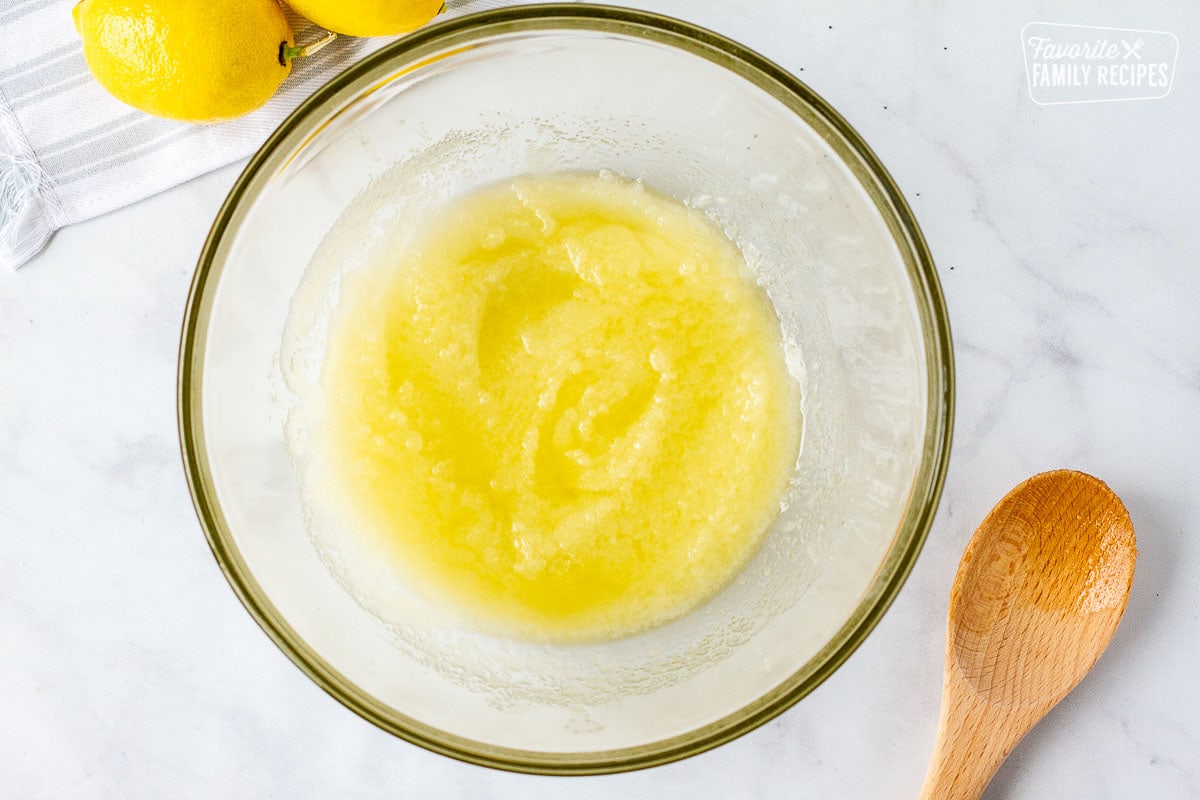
<box><xmin>322</xmin><ymin>172</ymin><xmax>801</xmax><ymax>642</ymax></box>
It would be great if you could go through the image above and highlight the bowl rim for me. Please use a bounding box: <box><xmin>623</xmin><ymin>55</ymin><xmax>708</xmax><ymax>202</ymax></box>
<box><xmin>178</xmin><ymin>2</ymin><xmax>954</xmax><ymax>776</ymax></box>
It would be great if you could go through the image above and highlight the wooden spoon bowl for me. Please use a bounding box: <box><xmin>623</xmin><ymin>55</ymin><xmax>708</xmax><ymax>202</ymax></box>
<box><xmin>919</xmin><ymin>470</ymin><xmax>1136</xmax><ymax>799</ymax></box>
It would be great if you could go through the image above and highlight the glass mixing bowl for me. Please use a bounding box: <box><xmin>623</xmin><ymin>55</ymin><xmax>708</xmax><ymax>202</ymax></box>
<box><xmin>178</xmin><ymin>4</ymin><xmax>953</xmax><ymax>774</ymax></box>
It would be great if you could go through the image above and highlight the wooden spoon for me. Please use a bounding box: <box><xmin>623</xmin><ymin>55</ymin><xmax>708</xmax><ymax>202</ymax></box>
<box><xmin>918</xmin><ymin>470</ymin><xmax>1136</xmax><ymax>799</ymax></box>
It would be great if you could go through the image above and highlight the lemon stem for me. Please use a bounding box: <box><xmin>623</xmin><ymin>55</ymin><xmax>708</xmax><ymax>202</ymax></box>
<box><xmin>279</xmin><ymin>31</ymin><xmax>338</xmax><ymax>66</ymax></box>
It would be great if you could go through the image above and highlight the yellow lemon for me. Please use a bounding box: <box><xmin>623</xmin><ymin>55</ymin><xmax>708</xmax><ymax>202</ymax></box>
<box><xmin>283</xmin><ymin>0</ymin><xmax>444</xmax><ymax>37</ymax></box>
<box><xmin>73</xmin><ymin>0</ymin><xmax>294</xmax><ymax>123</ymax></box>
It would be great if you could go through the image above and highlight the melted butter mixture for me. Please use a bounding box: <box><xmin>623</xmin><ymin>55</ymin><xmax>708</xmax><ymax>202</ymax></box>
<box><xmin>322</xmin><ymin>172</ymin><xmax>801</xmax><ymax>642</ymax></box>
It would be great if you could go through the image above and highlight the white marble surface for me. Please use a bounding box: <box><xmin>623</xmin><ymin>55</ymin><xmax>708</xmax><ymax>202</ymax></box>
<box><xmin>3</xmin><ymin>0</ymin><xmax>1199</xmax><ymax>796</ymax></box>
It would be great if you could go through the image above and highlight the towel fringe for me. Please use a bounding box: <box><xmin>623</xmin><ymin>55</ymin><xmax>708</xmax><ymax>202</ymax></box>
<box><xmin>0</xmin><ymin>95</ymin><xmax>55</xmax><ymax>270</ymax></box>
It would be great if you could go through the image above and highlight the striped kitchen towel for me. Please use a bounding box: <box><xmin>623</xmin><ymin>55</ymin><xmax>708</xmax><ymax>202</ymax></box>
<box><xmin>0</xmin><ymin>0</ymin><xmax>532</xmax><ymax>269</ymax></box>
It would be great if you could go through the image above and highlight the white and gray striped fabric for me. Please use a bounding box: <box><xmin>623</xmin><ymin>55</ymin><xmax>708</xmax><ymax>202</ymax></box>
<box><xmin>0</xmin><ymin>0</ymin><xmax>527</xmax><ymax>269</ymax></box>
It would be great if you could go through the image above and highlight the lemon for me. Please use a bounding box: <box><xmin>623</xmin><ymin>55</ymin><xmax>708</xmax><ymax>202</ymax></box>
<box><xmin>73</xmin><ymin>0</ymin><xmax>294</xmax><ymax>123</ymax></box>
<box><xmin>283</xmin><ymin>0</ymin><xmax>444</xmax><ymax>37</ymax></box>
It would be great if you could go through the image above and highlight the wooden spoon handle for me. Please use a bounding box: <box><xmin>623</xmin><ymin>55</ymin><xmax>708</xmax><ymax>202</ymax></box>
<box><xmin>917</xmin><ymin>665</ymin><xmax>1038</xmax><ymax>800</ymax></box>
